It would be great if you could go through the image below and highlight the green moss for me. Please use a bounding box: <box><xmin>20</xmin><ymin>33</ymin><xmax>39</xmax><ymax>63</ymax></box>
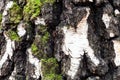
<box><xmin>0</xmin><ymin>13</ymin><xmax>2</xmax><ymax>23</ymax></box>
<box><xmin>31</xmin><ymin>41</ymin><xmax>47</xmax><ymax>59</ymax></box>
<box><xmin>23</xmin><ymin>0</ymin><xmax>41</xmax><ymax>21</ymax></box>
<box><xmin>30</xmin><ymin>25</ymin><xmax>50</xmax><ymax>59</ymax></box>
<box><xmin>6</xmin><ymin>30</ymin><xmax>20</xmax><ymax>41</ymax></box>
<box><xmin>37</xmin><ymin>25</ymin><xmax>50</xmax><ymax>45</ymax></box>
<box><xmin>39</xmin><ymin>25</ymin><xmax>47</xmax><ymax>33</ymax></box>
<box><xmin>41</xmin><ymin>58</ymin><xmax>59</xmax><ymax>76</ymax></box>
<box><xmin>41</xmin><ymin>32</ymin><xmax>50</xmax><ymax>45</ymax></box>
<box><xmin>9</xmin><ymin>2</ymin><xmax>22</xmax><ymax>24</ymax></box>
<box><xmin>43</xmin><ymin>74</ymin><xmax>62</xmax><ymax>80</ymax></box>
<box><xmin>0</xmin><ymin>13</ymin><xmax>2</xmax><ymax>29</ymax></box>
<box><xmin>41</xmin><ymin>0</ymin><xmax>55</xmax><ymax>4</ymax></box>
<box><xmin>23</xmin><ymin>0</ymin><xmax>55</xmax><ymax>21</ymax></box>
<box><xmin>31</xmin><ymin>43</ymin><xmax>39</xmax><ymax>54</ymax></box>
<box><xmin>41</xmin><ymin>58</ymin><xmax>62</xmax><ymax>80</ymax></box>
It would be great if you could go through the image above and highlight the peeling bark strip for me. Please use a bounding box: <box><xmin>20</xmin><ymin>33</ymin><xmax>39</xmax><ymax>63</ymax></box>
<box><xmin>27</xmin><ymin>48</ymin><xmax>41</xmax><ymax>79</ymax></box>
<box><xmin>0</xmin><ymin>0</ymin><xmax>120</xmax><ymax>80</ymax></box>
<box><xmin>0</xmin><ymin>32</ymin><xmax>15</xmax><ymax>69</ymax></box>
<box><xmin>55</xmin><ymin>0</ymin><xmax>120</xmax><ymax>80</ymax></box>
<box><xmin>62</xmin><ymin>8</ymin><xmax>100</xmax><ymax>79</ymax></box>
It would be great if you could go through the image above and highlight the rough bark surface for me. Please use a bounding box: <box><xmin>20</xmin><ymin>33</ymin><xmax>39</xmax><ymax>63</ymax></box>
<box><xmin>0</xmin><ymin>0</ymin><xmax>120</xmax><ymax>80</ymax></box>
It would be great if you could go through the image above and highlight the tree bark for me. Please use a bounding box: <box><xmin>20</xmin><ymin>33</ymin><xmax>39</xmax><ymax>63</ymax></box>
<box><xmin>0</xmin><ymin>0</ymin><xmax>120</xmax><ymax>80</ymax></box>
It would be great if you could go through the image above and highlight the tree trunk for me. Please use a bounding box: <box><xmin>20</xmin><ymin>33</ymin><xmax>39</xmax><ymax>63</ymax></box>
<box><xmin>0</xmin><ymin>0</ymin><xmax>120</xmax><ymax>80</ymax></box>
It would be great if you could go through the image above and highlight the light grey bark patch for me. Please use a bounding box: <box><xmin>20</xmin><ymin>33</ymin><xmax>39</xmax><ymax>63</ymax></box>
<box><xmin>17</xmin><ymin>22</ymin><xmax>26</xmax><ymax>37</ymax></box>
<box><xmin>1</xmin><ymin>1</ymin><xmax>13</xmax><ymax>28</ymax></box>
<box><xmin>0</xmin><ymin>32</ymin><xmax>15</xmax><ymax>69</ymax></box>
<box><xmin>102</xmin><ymin>14</ymin><xmax>111</xmax><ymax>29</ymax></box>
<box><xmin>59</xmin><ymin>7</ymin><xmax>104</xmax><ymax>79</ymax></box>
<box><xmin>113</xmin><ymin>40</ymin><xmax>120</xmax><ymax>66</ymax></box>
<box><xmin>62</xmin><ymin>8</ymin><xmax>99</xmax><ymax>64</ymax></box>
<box><xmin>0</xmin><ymin>0</ymin><xmax>5</xmax><ymax>12</ymax></box>
<box><xmin>103</xmin><ymin>12</ymin><xmax>120</xmax><ymax>66</ymax></box>
<box><xmin>26</xmin><ymin>48</ymin><xmax>41</xmax><ymax>79</ymax></box>
<box><xmin>34</xmin><ymin>17</ymin><xmax>46</xmax><ymax>26</ymax></box>
<box><xmin>114</xmin><ymin>9</ymin><xmax>120</xmax><ymax>16</ymax></box>
<box><xmin>67</xmin><ymin>58</ymin><xmax>81</xmax><ymax>79</ymax></box>
<box><xmin>87</xmin><ymin>76</ymin><xmax>100</xmax><ymax>80</ymax></box>
<box><xmin>26</xmin><ymin>51</ymin><xmax>41</xmax><ymax>80</ymax></box>
<box><xmin>0</xmin><ymin>0</ymin><xmax>10</xmax><ymax>12</ymax></box>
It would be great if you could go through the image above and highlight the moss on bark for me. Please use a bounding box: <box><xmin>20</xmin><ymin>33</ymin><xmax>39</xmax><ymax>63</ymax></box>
<box><xmin>23</xmin><ymin>0</ymin><xmax>41</xmax><ymax>21</ymax></box>
<box><xmin>9</xmin><ymin>2</ymin><xmax>22</xmax><ymax>24</ymax></box>
<box><xmin>6</xmin><ymin>30</ymin><xmax>20</xmax><ymax>41</ymax></box>
<box><xmin>0</xmin><ymin>13</ymin><xmax>2</xmax><ymax>29</ymax></box>
<box><xmin>31</xmin><ymin>25</ymin><xmax>50</xmax><ymax>59</ymax></box>
<box><xmin>41</xmin><ymin>58</ymin><xmax>62</xmax><ymax>80</ymax></box>
<box><xmin>23</xmin><ymin>0</ymin><xmax>55</xmax><ymax>21</ymax></box>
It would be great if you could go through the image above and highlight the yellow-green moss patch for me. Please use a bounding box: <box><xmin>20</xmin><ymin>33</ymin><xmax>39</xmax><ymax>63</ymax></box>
<box><xmin>23</xmin><ymin>0</ymin><xmax>55</xmax><ymax>21</ymax></box>
<box><xmin>6</xmin><ymin>30</ymin><xmax>20</xmax><ymax>41</ymax></box>
<box><xmin>41</xmin><ymin>0</ymin><xmax>55</xmax><ymax>4</ymax></box>
<box><xmin>23</xmin><ymin>0</ymin><xmax>41</xmax><ymax>21</ymax></box>
<box><xmin>31</xmin><ymin>41</ymin><xmax>47</xmax><ymax>59</ymax></box>
<box><xmin>38</xmin><ymin>25</ymin><xmax>50</xmax><ymax>45</ymax></box>
<box><xmin>0</xmin><ymin>13</ymin><xmax>2</xmax><ymax>29</ymax></box>
<box><xmin>31</xmin><ymin>43</ymin><xmax>39</xmax><ymax>53</ymax></box>
<box><xmin>41</xmin><ymin>58</ymin><xmax>62</xmax><ymax>80</ymax></box>
<box><xmin>31</xmin><ymin>25</ymin><xmax>50</xmax><ymax>59</ymax></box>
<box><xmin>41</xmin><ymin>32</ymin><xmax>50</xmax><ymax>45</ymax></box>
<box><xmin>43</xmin><ymin>74</ymin><xmax>62</xmax><ymax>80</ymax></box>
<box><xmin>0</xmin><ymin>13</ymin><xmax>2</xmax><ymax>23</ymax></box>
<box><xmin>9</xmin><ymin>2</ymin><xmax>22</xmax><ymax>24</ymax></box>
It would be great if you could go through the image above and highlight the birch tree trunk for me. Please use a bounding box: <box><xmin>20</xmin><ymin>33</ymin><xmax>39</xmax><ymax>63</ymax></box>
<box><xmin>0</xmin><ymin>0</ymin><xmax>120</xmax><ymax>80</ymax></box>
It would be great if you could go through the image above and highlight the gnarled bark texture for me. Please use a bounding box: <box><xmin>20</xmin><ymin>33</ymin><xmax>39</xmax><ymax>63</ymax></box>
<box><xmin>0</xmin><ymin>0</ymin><xmax>120</xmax><ymax>80</ymax></box>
